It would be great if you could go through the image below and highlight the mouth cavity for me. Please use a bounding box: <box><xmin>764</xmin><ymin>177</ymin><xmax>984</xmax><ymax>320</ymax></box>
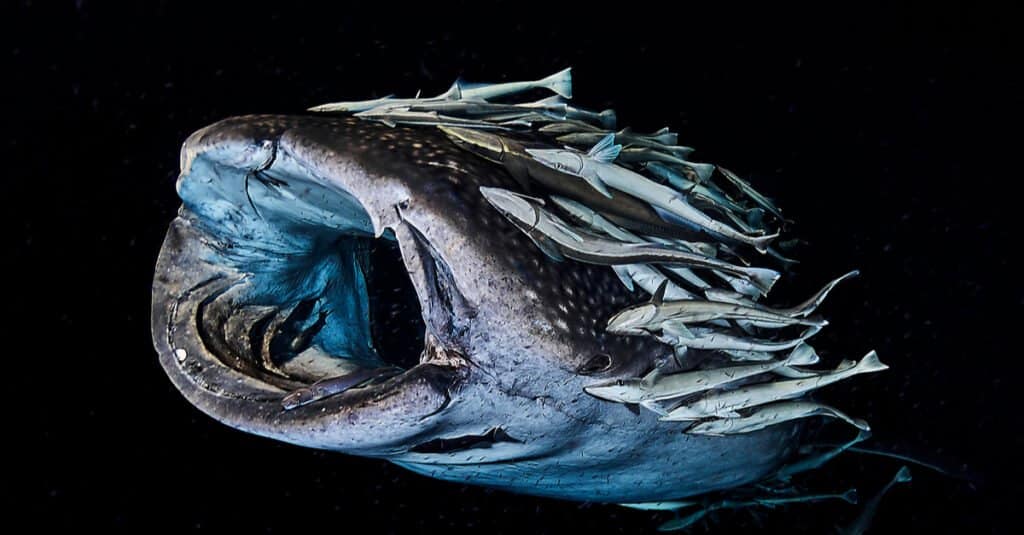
<box><xmin>177</xmin><ymin>144</ymin><xmax>465</xmax><ymax>412</ymax></box>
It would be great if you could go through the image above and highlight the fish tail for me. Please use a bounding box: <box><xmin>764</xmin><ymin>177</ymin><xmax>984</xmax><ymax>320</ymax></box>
<box><xmin>854</xmin><ymin>350</ymin><xmax>888</xmax><ymax>373</ymax></box>
<box><xmin>742</xmin><ymin>266</ymin><xmax>780</xmax><ymax>294</ymax></box>
<box><xmin>541</xmin><ymin>67</ymin><xmax>573</xmax><ymax>99</ymax></box>
<box><xmin>651</xmin><ymin>129</ymin><xmax>678</xmax><ymax>145</ymax></box>
<box><xmin>785</xmin><ymin>342</ymin><xmax>820</xmax><ymax>366</ymax></box>
<box><xmin>748</xmin><ymin>231</ymin><xmax>779</xmax><ymax>253</ymax></box>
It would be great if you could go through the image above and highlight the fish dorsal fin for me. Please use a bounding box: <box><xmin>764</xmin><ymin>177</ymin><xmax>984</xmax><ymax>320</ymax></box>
<box><xmin>414</xmin><ymin>89</ymin><xmax>422</xmax><ymax>99</ymax></box>
<box><xmin>617</xmin><ymin>127</ymin><xmax>632</xmax><ymax>136</ymax></box>
<box><xmin>652</xmin><ymin>279</ymin><xmax>669</xmax><ymax>305</ymax></box>
<box><xmin>532</xmin><ymin>95</ymin><xmax>564</xmax><ymax>106</ymax></box>
<box><xmin>527</xmin><ymin>235</ymin><xmax>565</xmax><ymax>262</ymax></box>
<box><xmin>662</xmin><ymin>320</ymin><xmax>694</xmax><ymax>339</ymax></box>
<box><xmin>587</xmin><ymin>133</ymin><xmax>622</xmax><ymax>163</ymax></box>
<box><xmin>653</xmin><ymin>127</ymin><xmax>669</xmax><ymax>135</ymax></box>
<box><xmin>611</xmin><ymin>265</ymin><xmax>635</xmax><ymax>291</ymax></box>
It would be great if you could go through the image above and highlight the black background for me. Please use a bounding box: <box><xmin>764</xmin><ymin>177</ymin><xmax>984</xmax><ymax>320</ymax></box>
<box><xmin>10</xmin><ymin>1</ymin><xmax>1019</xmax><ymax>532</ymax></box>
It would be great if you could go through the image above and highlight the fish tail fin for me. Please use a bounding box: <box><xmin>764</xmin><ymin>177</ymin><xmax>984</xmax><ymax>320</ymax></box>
<box><xmin>587</xmin><ymin>133</ymin><xmax>623</xmax><ymax>163</ymax></box>
<box><xmin>792</xmin><ymin>269</ymin><xmax>861</xmax><ymax>317</ymax></box>
<box><xmin>541</xmin><ymin>67</ymin><xmax>573</xmax><ymax>99</ymax></box>
<box><xmin>599</xmin><ymin>109</ymin><xmax>617</xmax><ymax>129</ymax></box>
<box><xmin>688</xmin><ymin>162</ymin><xmax>716</xmax><ymax>182</ymax></box>
<box><xmin>894</xmin><ymin>466</ymin><xmax>913</xmax><ymax>483</ymax></box>
<box><xmin>749</xmin><ymin>231</ymin><xmax>779</xmax><ymax>253</ymax></box>
<box><xmin>854</xmin><ymin>350</ymin><xmax>888</xmax><ymax>373</ymax></box>
<box><xmin>651</xmin><ymin>128</ymin><xmax>678</xmax><ymax>145</ymax></box>
<box><xmin>582</xmin><ymin>171</ymin><xmax>615</xmax><ymax>198</ymax></box>
<box><xmin>785</xmin><ymin>342</ymin><xmax>820</xmax><ymax>366</ymax></box>
<box><xmin>743</xmin><ymin>266</ymin><xmax>780</xmax><ymax>294</ymax></box>
<box><xmin>612</xmin><ymin>265</ymin><xmax>635</xmax><ymax>291</ymax></box>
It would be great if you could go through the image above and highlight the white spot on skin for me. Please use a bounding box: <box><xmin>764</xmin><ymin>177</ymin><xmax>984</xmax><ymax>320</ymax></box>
<box><xmin>175</xmin><ymin>348</ymin><xmax>187</xmax><ymax>362</ymax></box>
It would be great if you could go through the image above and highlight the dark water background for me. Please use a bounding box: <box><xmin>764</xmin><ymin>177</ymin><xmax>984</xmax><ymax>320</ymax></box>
<box><xmin>10</xmin><ymin>2</ymin><xmax>1018</xmax><ymax>532</ymax></box>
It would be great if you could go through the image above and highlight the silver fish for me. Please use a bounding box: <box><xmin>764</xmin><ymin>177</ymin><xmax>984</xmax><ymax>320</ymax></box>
<box><xmin>705</xmin><ymin>270</ymin><xmax>860</xmax><ymax>318</ymax></box>
<box><xmin>584</xmin><ymin>344</ymin><xmax>819</xmax><ymax>406</ymax></box>
<box><xmin>549</xmin><ymin>195</ymin><xmax>708</xmax><ymax>295</ymax></box>
<box><xmin>718</xmin><ymin>166</ymin><xmax>786</xmax><ymax>221</ymax></box>
<box><xmin>686</xmin><ymin>400</ymin><xmax>871</xmax><ymax>436</ymax></box>
<box><xmin>526</xmin><ymin>135</ymin><xmax>779</xmax><ymax>252</ymax></box>
<box><xmin>657</xmin><ymin>323</ymin><xmax>824</xmax><ymax>352</ymax></box>
<box><xmin>307</xmin><ymin>80</ymin><xmax>462</xmax><ymax>113</ymax></box>
<box><xmin>353</xmin><ymin>108</ymin><xmax>513</xmax><ymax>129</ymax></box>
<box><xmin>606</xmin><ymin>291</ymin><xmax>826</xmax><ymax>335</ymax></box>
<box><xmin>661</xmin><ymin>351</ymin><xmax>887</xmax><ymax>420</ymax></box>
<box><xmin>480</xmin><ymin>187</ymin><xmax>779</xmax><ymax>291</ymax></box>
<box><xmin>457</xmin><ymin>67</ymin><xmax>572</xmax><ymax>101</ymax></box>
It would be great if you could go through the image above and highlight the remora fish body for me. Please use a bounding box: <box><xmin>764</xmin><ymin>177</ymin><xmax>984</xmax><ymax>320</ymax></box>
<box><xmin>154</xmin><ymin>115</ymin><xmax>796</xmax><ymax>504</ymax></box>
<box><xmin>525</xmin><ymin>137</ymin><xmax>778</xmax><ymax>252</ymax></box>
<box><xmin>661</xmin><ymin>351</ymin><xmax>888</xmax><ymax>420</ymax></box>
<box><xmin>479</xmin><ymin>187</ymin><xmax>779</xmax><ymax>292</ymax></box>
<box><xmin>438</xmin><ymin>126</ymin><xmax>711</xmax><ymax>241</ymax></box>
<box><xmin>584</xmin><ymin>344</ymin><xmax>819</xmax><ymax>404</ymax></box>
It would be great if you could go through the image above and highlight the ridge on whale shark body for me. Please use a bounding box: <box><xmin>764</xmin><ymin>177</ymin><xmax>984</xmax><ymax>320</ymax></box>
<box><xmin>152</xmin><ymin>68</ymin><xmax>901</xmax><ymax>529</ymax></box>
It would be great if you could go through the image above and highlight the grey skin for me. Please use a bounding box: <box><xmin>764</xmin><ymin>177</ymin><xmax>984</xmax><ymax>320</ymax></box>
<box><xmin>154</xmin><ymin>115</ymin><xmax>798</xmax><ymax>503</ymax></box>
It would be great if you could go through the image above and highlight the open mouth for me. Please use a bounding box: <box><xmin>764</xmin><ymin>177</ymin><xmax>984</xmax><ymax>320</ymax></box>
<box><xmin>154</xmin><ymin>124</ymin><xmax>469</xmax><ymax>442</ymax></box>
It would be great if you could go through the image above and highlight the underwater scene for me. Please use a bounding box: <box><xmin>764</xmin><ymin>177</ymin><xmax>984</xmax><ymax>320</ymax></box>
<box><xmin>16</xmin><ymin>2</ymin><xmax>1015</xmax><ymax>532</ymax></box>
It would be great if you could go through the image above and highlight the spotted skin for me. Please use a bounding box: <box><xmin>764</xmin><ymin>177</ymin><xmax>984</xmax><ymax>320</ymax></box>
<box><xmin>154</xmin><ymin>114</ymin><xmax>799</xmax><ymax>503</ymax></box>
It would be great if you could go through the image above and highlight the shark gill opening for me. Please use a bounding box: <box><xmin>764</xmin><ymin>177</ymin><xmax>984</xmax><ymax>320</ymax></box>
<box><xmin>364</xmin><ymin>236</ymin><xmax>426</xmax><ymax>370</ymax></box>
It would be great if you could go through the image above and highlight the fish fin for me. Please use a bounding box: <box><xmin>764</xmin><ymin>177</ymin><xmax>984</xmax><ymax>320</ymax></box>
<box><xmin>587</xmin><ymin>133</ymin><xmax>623</xmax><ymax>163</ymax></box>
<box><xmin>641</xmin><ymin>366</ymin><xmax>662</xmax><ymax>385</ymax></box>
<box><xmin>549</xmin><ymin>217</ymin><xmax>584</xmax><ymax>242</ymax></box>
<box><xmin>624</xmin><ymin>403</ymin><xmax>641</xmax><ymax>416</ymax></box>
<box><xmin>743</xmin><ymin>267</ymin><xmax>781</xmax><ymax>294</ymax></box>
<box><xmin>688</xmin><ymin>162</ymin><xmax>716</xmax><ymax>182</ymax></box>
<box><xmin>581</xmin><ymin>171</ymin><xmax>615</xmax><ymax>198</ymax></box>
<box><xmin>532</xmin><ymin>95</ymin><xmax>565</xmax><ymax>106</ymax></box>
<box><xmin>598</xmin><ymin>109</ymin><xmax>617</xmax><ymax>129</ymax></box>
<box><xmin>540</xmin><ymin>67</ymin><xmax>573</xmax><ymax>99</ymax></box>
<box><xmin>651</xmin><ymin>279</ymin><xmax>669</xmax><ymax>305</ymax></box>
<box><xmin>786</xmin><ymin>342</ymin><xmax>820</xmax><ymax>366</ymax></box>
<box><xmin>748</xmin><ymin>231</ymin><xmax>780</xmax><ymax>254</ymax></box>
<box><xmin>662</xmin><ymin>320</ymin><xmax>694</xmax><ymax>339</ymax></box>
<box><xmin>640</xmin><ymin>400</ymin><xmax>669</xmax><ymax>416</ymax></box>
<box><xmin>854</xmin><ymin>350</ymin><xmax>888</xmax><ymax>373</ymax></box>
<box><xmin>527</xmin><ymin>235</ymin><xmax>565</xmax><ymax>262</ymax></box>
<box><xmin>651</xmin><ymin>128</ymin><xmax>678</xmax><ymax>145</ymax></box>
<box><xmin>611</xmin><ymin>265</ymin><xmax>635</xmax><ymax>291</ymax></box>
<box><xmin>791</xmin><ymin>270</ymin><xmax>860</xmax><ymax>318</ymax></box>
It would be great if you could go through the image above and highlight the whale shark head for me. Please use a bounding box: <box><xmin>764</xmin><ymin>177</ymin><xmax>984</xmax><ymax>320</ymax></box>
<box><xmin>152</xmin><ymin>114</ymin><xmax>798</xmax><ymax>502</ymax></box>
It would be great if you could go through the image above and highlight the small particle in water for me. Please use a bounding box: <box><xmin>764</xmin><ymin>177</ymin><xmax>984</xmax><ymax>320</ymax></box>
<box><xmin>175</xmin><ymin>348</ymin><xmax>187</xmax><ymax>362</ymax></box>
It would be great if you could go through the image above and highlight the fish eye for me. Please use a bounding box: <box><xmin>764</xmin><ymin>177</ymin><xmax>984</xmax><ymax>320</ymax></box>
<box><xmin>577</xmin><ymin>353</ymin><xmax>613</xmax><ymax>375</ymax></box>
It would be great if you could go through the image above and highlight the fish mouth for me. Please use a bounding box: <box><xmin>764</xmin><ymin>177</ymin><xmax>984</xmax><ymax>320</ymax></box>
<box><xmin>152</xmin><ymin>116</ymin><xmax>470</xmax><ymax>454</ymax></box>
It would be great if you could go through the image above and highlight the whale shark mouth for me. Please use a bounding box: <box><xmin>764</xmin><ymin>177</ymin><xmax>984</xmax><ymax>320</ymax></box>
<box><xmin>152</xmin><ymin>124</ymin><xmax>473</xmax><ymax>450</ymax></box>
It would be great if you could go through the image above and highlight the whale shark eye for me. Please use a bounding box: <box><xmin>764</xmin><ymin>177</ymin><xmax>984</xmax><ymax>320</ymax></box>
<box><xmin>577</xmin><ymin>353</ymin><xmax>613</xmax><ymax>375</ymax></box>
